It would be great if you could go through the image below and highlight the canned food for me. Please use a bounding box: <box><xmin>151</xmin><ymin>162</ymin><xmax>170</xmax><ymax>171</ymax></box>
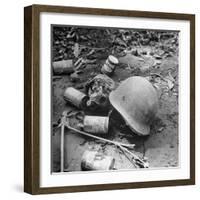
<box><xmin>53</xmin><ymin>60</ymin><xmax>74</xmax><ymax>75</ymax></box>
<box><xmin>81</xmin><ymin>150</ymin><xmax>115</xmax><ymax>171</ymax></box>
<box><xmin>83</xmin><ymin>116</ymin><xmax>109</xmax><ymax>134</ymax></box>
<box><xmin>63</xmin><ymin>87</ymin><xmax>88</xmax><ymax>109</ymax></box>
<box><xmin>101</xmin><ymin>55</ymin><xmax>119</xmax><ymax>76</ymax></box>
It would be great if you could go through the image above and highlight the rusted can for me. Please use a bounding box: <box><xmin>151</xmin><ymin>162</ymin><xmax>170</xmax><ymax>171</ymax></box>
<box><xmin>63</xmin><ymin>87</ymin><xmax>88</xmax><ymax>109</ymax></box>
<box><xmin>53</xmin><ymin>59</ymin><xmax>74</xmax><ymax>75</ymax></box>
<box><xmin>83</xmin><ymin>116</ymin><xmax>109</xmax><ymax>134</ymax></box>
<box><xmin>81</xmin><ymin>150</ymin><xmax>115</xmax><ymax>171</ymax></box>
<box><xmin>101</xmin><ymin>55</ymin><xmax>119</xmax><ymax>76</ymax></box>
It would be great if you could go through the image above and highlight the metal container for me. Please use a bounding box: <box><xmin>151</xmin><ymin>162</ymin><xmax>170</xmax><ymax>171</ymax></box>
<box><xmin>83</xmin><ymin>116</ymin><xmax>109</xmax><ymax>134</ymax></box>
<box><xmin>53</xmin><ymin>59</ymin><xmax>74</xmax><ymax>75</ymax></box>
<box><xmin>63</xmin><ymin>87</ymin><xmax>88</xmax><ymax>109</ymax></box>
<box><xmin>101</xmin><ymin>55</ymin><xmax>119</xmax><ymax>76</ymax></box>
<box><xmin>81</xmin><ymin>150</ymin><xmax>115</xmax><ymax>171</ymax></box>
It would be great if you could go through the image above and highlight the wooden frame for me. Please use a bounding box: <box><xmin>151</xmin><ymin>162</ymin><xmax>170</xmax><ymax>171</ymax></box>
<box><xmin>24</xmin><ymin>4</ymin><xmax>195</xmax><ymax>194</ymax></box>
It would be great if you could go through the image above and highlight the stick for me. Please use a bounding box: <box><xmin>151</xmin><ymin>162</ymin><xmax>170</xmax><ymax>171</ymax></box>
<box><xmin>119</xmin><ymin>145</ymin><xmax>149</xmax><ymax>168</ymax></box>
<box><xmin>60</xmin><ymin>124</ymin><xmax>65</xmax><ymax>172</ymax></box>
<box><xmin>60</xmin><ymin>113</ymin><xmax>68</xmax><ymax>172</ymax></box>
<box><xmin>65</xmin><ymin>124</ymin><xmax>135</xmax><ymax>149</ymax></box>
<box><xmin>119</xmin><ymin>146</ymin><xmax>137</xmax><ymax>168</ymax></box>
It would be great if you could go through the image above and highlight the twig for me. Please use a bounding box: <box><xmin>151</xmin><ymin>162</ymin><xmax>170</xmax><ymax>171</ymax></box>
<box><xmin>65</xmin><ymin>124</ymin><xmax>135</xmax><ymax>149</ymax></box>
<box><xmin>119</xmin><ymin>145</ymin><xmax>149</xmax><ymax>168</ymax></box>
<box><xmin>119</xmin><ymin>146</ymin><xmax>137</xmax><ymax>168</ymax></box>
<box><xmin>60</xmin><ymin>123</ymin><xmax>65</xmax><ymax>172</ymax></box>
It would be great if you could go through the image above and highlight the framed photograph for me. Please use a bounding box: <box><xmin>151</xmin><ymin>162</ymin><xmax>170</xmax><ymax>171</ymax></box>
<box><xmin>24</xmin><ymin>4</ymin><xmax>195</xmax><ymax>194</ymax></box>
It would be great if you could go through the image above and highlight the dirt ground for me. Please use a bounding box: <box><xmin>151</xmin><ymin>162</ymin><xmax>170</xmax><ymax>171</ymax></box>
<box><xmin>52</xmin><ymin>27</ymin><xmax>179</xmax><ymax>172</ymax></box>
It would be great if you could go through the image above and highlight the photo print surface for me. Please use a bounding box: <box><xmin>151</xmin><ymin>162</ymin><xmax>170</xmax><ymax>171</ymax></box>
<box><xmin>51</xmin><ymin>25</ymin><xmax>179</xmax><ymax>173</ymax></box>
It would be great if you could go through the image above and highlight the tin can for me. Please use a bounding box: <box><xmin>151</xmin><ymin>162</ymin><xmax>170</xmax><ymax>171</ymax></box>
<box><xmin>53</xmin><ymin>59</ymin><xmax>74</xmax><ymax>75</ymax></box>
<box><xmin>81</xmin><ymin>150</ymin><xmax>115</xmax><ymax>171</ymax></box>
<box><xmin>83</xmin><ymin>116</ymin><xmax>109</xmax><ymax>134</ymax></box>
<box><xmin>63</xmin><ymin>87</ymin><xmax>88</xmax><ymax>109</ymax></box>
<box><xmin>101</xmin><ymin>55</ymin><xmax>119</xmax><ymax>76</ymax></box>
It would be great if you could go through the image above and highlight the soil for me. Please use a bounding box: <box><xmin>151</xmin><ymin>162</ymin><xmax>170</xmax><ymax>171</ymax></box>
<box><xmin>52</xmin><ymin>27</ymin><xmax>179</xmax><ymax>172</ymax></box>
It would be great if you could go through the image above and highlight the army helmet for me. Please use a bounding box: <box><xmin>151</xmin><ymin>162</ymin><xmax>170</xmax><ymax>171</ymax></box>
<box><xmin>109</xmin><ymin>76</ymin><xmax>158</xmax><ymax>136</ymax></box>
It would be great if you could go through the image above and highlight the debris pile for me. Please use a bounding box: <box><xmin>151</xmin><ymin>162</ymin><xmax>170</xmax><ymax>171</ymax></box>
<box><xmin>85</xmin><ymin>74</ymin><xmax>116</xmax><ymax>110</ymax></box>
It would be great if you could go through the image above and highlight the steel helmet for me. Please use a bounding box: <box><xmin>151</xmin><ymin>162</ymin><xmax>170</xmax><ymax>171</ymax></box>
<box><xmin>109</xmin><ymin>76</ymin><xmax>158</xmax><ymax>136</ymax></box>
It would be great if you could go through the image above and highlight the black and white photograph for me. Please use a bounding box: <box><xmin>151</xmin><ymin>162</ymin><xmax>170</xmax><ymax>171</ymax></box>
<box><xmin>51</xmin><ymin>25</ymin><xmax>179</xmax><ymax>173</ymax></box>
